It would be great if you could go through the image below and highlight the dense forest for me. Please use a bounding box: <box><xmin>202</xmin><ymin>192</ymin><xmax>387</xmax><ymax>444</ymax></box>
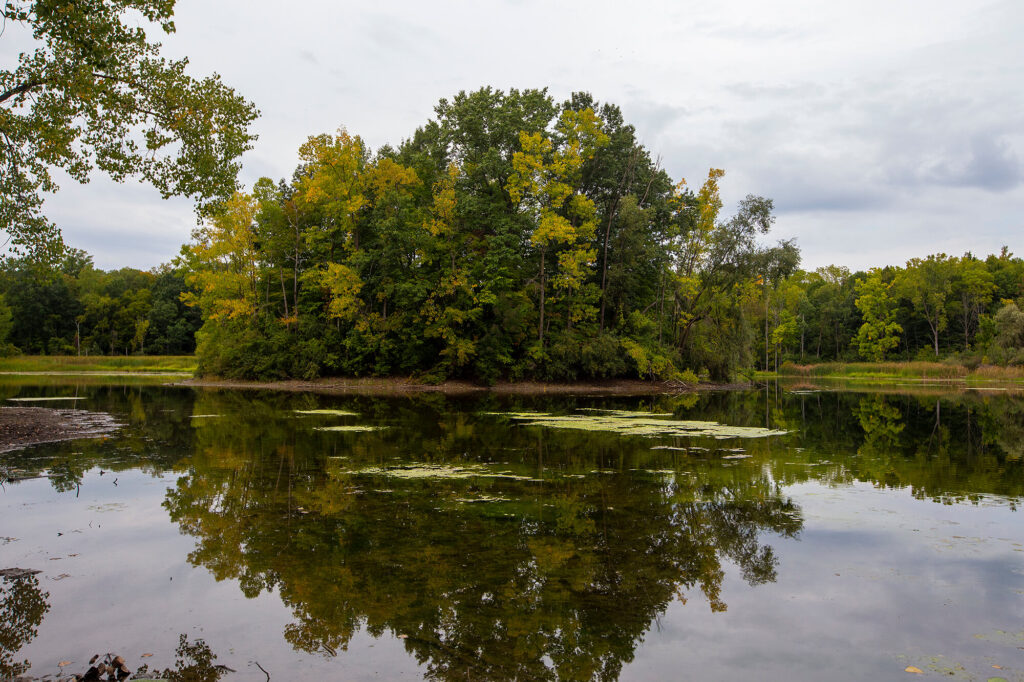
<box><xmin>181</xmin><ymin>88</ymin><xmax>799</xmax><ymax>382</ymax></box>
<box><xmin>2</xmin><ymin>88</ymin><xmax>1023</xmax><ymax>381</ymax></box>
<box><xmin>0</xmin><ymin>250</ymin><xmax>200</xmax><ymax>356</ymax></box>
<box><xmin>761</xmin><ymin>249</ymin><xmax>1024</xmax><ymax>369</ymax></box>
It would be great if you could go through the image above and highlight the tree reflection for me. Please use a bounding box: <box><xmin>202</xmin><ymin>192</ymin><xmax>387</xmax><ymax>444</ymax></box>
<box><xmin>165</xmin><ymin>393</ymin><xmax>802</xmax><ymax>680</ymax></box>
<box><xmin>0</xmin><ymin>574</ymin><xmax>50</xmax><ymax>679</ymax></box>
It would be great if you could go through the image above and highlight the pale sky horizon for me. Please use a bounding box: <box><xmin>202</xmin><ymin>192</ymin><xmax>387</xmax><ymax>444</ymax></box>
<box><xmin>4</xmin><ymin>0</ymin><xmax>1022</xmax><ymax>272</ymax></box>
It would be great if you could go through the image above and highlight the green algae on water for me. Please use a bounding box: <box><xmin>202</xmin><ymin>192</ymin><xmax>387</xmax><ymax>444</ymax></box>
<box><xmin>350</xmin><ymin>463</ymin><xmax>538</xmax><ymax>481</ymax></box>
<box><xmin>578</xmin><ymin>408</ymin><xmax>675</xmax><ymax>418</ymax></box>
<box><xmin>501</xmin><ymin>411</ymin><xmax>787</xmax><ymax>439</ymax></box>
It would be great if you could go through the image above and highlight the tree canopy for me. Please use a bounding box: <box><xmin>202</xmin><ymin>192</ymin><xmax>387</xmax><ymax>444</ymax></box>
<box><xmin>0</xmin><ymin>0</ymin><xmax>258</xmax><ymax>262</ymax></box>
<box><xmin>181</xmin><ymin>87</ymin><xmax>796</xmax><ymax>383</ymax></box>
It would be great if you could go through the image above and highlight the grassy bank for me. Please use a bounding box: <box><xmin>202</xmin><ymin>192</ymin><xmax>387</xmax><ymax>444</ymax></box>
<box><xmin>763</xmin><ymin>361</ymin><xmax>1024</xmax><ymax>382</ymax></box>
<box><xmin>0</xmin><ymin>355</ymin><xmax>196</xmax><ymax>373</ymax></box>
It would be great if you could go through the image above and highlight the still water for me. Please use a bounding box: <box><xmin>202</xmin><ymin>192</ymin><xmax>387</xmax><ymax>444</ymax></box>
<box><xmin>1</xmin><ymin>381</ymin><xmax>1023</xmax><ymax>680</ymax></box>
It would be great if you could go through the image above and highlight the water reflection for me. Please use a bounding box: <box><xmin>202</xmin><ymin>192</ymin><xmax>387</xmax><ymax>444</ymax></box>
<box><xmin>3</xmin><ymin>383</ymin><xmax>1024</xmax><ymax>679</ymax></box>
<box><xmin>165</xmin><ymin>395</ymin><xmax>801</xmax><ymax>680</ymax></box>
<box><xmin>0</xmin><ymin>574</ymin><xmax>49</xmax><ymax>679</ymax></box>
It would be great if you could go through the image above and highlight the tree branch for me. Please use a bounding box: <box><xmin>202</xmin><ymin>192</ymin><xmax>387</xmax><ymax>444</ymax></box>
<box><xmin>0</xmin><ymin>78</ymin><xmax>43</xmax><ymax>105</ymax></box>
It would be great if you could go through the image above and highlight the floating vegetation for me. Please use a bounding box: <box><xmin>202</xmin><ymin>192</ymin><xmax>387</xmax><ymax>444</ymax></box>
<box><xmin>482</xmin><ymin>411</ymin><xmax>550</xmax><ymax>418</ymax></box>
<box><xmin>189</xmin><ymin>414</ymin><xmax>222</xmax><ymax>419</ymax></box>
<box><xmin>295</xmin><ymin>409</ymin><xmax>359</xmax><ymax>416</ymax></box>
<box><xmin>8</xmin><ymin>396</ymin><xmax>83</xmax><ymax>402</ymax></box>
<box><xmin>972</xmin><ymin>629</ymin><xmax>1024</xmax><ymax>646</ymax></box>
<box><xmin>578</xmin><ymin>408</ymin><xmax>674</xmax><ymax>418</ymax></box>
<box><xmin>502</xmin><ymin>411</ymin><xmax>787</xmax><ymax>439</ymax></box>
<box><xmin>454</xmin><ymin>495</ymin><xmax>511</xmax><ymax>503</ymax></box>
<box><xmin>315</xmin><ymin>425</ymin><xmax>387</xmax><ymax>432</ymax></box>
<box><xmin>351</xmin><ymin>463</ymin><xmax>538</xmax><ymax>481</ymax></box>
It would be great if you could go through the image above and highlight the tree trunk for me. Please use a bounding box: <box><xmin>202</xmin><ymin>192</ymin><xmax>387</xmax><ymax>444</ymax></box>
<box><xmin>800</xmin><ymin>314</ymin><xmax>805</xmax><ymax>360</ymax></box>
<box><xmin>599</xmin><ymin>203</ymin><xmax>616</xmax><ymax>331</ymax></box>
<box><xmin>599</xmin><ymin>152</ymin><xmax>637</xmax><ymax>332</ymax></box>
<box><xmin>538</xmin><ymin>249</ymin><xmax>546</xmax><ymax>346</ymax></box>
<box><xmin>658</xmin><ymin>270</ymin><xmax>665</xmax><ymax>345</ymax></box>
<box><xmin>279</xmin><ymin>269</ymin><xmax>289</xmax><ymax>318</ymax></box>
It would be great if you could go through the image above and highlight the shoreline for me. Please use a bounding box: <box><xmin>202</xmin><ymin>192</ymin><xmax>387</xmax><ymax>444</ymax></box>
<box><xmin>174</xmin><ymin>376</ymin><xmax>753</xmax><ymax>396</ymax></box>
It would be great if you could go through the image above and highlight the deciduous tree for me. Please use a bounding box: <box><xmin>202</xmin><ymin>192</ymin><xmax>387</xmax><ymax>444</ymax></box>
<box><xmin>0</xmin><ymin>0</ymin><xmax>258</xmax><ymax>262</ymax></box>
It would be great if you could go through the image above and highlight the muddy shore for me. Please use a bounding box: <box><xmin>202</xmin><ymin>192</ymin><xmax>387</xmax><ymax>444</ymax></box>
<box><xmin>0</xmin><ymin>407</ymin><xmax>120</xmax><ymax>454</ymax></box>
<box><xmin>175</xmin><ymin>376</ymin><xmax>753</xmax><ymax>396</ymax></box>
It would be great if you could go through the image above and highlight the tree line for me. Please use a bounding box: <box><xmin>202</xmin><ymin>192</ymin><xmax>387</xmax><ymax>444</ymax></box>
<box><xmin>0</xmin><ymin>250</ymin><xmax>200</xmax><ymax>356</ymax></box>
<box><xmin>3</xmin><ymin>87</ymin><xmax>1022</xmax><ymax>380</ymax></box>
<box><xmin>757</xmin><ymin>249</ymin><xmax>1024</xmax><ymax>370</ymax></box>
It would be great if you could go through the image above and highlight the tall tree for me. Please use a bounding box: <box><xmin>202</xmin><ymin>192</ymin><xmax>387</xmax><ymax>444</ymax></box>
<box><xmin>951</xmin><ymin>255</ymin><xmax>995</xmax><ymax>350</ymax></box>
<box><xmin>853</xmin><ymin>270</ymin><xmax>902</xmax><ymax>361</ymax></box>
<box><xmin>898</xmin><ymin>255</ymin><xmax>955</xmax><ymax>357</ymax></box>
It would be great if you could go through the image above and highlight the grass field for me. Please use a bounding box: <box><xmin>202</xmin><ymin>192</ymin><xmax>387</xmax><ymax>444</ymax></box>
<box><xmin>764</xmin><ymin>361</ymin><xmax>1024</xmax><ymax>382</ymax></box>
<box><xmin>0</xmin><ymin>355</ymin><xmax>196</xmax><ymax>373</ymax></box>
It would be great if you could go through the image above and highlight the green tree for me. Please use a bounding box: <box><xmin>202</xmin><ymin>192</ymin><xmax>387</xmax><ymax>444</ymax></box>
<box><xmin>0</xmin><ymin>0</ymin><xmax>258</xmax><ymax>262</ymax></box>
<box><xmin>950</xmin><ymin>254</ymin><xmax>995</xmax><ymax>350</ymax></box>
<box><xmin>898</xmin><ymin>255</ymin><xmax>955</xmax><ymax>357</ymax></box>
<box><xmin>853</xmin><ymin>269</ymin><xmax>902</xmax><ymax>361</ymax></box>
<box><xmin>992</xmin><ymin>301</ymin><xmax>1024</xmax><ymax>356</ymax></box>
<box><xmin>506</xmin><ymin>107</ymin><xmax>608</xmax><ymax>347</ymax></box>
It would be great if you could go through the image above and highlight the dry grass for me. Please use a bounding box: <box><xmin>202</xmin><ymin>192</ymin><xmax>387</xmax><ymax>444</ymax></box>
<box><xmin>969</xmin><ymin>365</ymin><xmax>1024</xmax><ymax>380</ymax></box>
<box><xmin>777</xmin><ymin>361</ymin><xmax>967</xmax><ymax>379</ymax></box>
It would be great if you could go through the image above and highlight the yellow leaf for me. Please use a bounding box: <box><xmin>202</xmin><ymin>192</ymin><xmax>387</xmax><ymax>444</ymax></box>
<box><xmin>905</xmin><ymin>666</ymin><xmax>923</xmax><ymax>674</ymax></box>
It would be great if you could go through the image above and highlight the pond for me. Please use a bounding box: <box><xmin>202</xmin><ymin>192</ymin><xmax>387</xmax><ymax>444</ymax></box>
<box><xmin>1</xmin><ymin>379</ymin><xmax>1023</xmax><ymax>680</ymax></box>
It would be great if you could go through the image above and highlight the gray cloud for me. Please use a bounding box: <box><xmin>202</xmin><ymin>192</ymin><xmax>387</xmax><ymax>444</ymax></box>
<box><xmin>928</xmin><ymin>135</ymin><xmax>1021</xmax><ymax>192</ymax></box>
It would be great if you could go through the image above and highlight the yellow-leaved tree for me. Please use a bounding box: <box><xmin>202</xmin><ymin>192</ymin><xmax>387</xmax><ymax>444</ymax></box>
<box><xmin>506</xmin><ymin>108</ymin><xmax>609</xmax><ymax>346</ymax></box>
<box><xmin>294</xmin><ymin>129</ymin><xmax>367</xmax><ymax>256</ymax></box>
<box><xmin>182</xmin><ymin>192</ymin><xmax>261</xmax><ymax>322</ymax></box>
<box><xmin>421</xmin><ymin>164</ymin><xmax>481</xmax><ymax>370</ymax></box>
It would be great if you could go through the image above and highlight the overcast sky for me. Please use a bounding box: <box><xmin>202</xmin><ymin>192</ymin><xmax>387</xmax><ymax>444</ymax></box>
<box><xmin>5</xmin><ymin>0</ymin><xmax>1023</xmax><ymax>271</ymax></box>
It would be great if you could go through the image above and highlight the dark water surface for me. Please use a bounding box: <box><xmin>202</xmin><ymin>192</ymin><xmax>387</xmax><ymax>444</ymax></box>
<box><xmin>2</xmin><ymin>380</ymin><xmax>1023</xmax><ymax>680</ymax></box>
